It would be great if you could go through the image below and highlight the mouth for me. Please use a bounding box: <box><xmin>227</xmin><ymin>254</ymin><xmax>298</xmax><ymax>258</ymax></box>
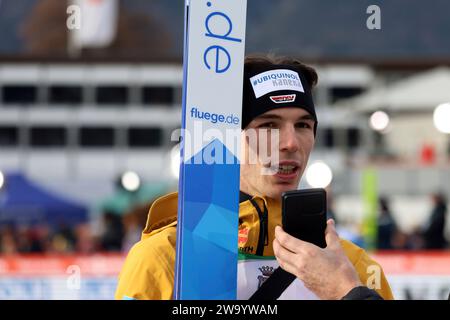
<box><xmin>273</xmin><ymin>161</ymin><xmax>301</xmax><ymax>181</ymax></box>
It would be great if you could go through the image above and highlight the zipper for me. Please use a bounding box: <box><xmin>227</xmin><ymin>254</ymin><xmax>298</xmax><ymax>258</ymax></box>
<box><xmin>249</xmin><ymin>198</ymin><xmax>269</xmax><ymax>256</ymax></box>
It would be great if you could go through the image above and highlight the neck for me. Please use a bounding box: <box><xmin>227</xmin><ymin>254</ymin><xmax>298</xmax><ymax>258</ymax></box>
<box><xmin>239</xmin><ymin>179</ymin><xmax>261</xmax><ymax>198</ymax></box>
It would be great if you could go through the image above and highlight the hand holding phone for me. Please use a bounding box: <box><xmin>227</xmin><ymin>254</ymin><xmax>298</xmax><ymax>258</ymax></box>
<box><xmin>281</xmin><ymin>188</ymin><xmax>327</xmax><ymax>248</ymax></box>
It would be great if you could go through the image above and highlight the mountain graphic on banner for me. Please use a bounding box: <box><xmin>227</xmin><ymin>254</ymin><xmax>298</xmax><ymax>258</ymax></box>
<box><xmin>180</xmin><ymin>138</ymin><xmax>240</xmax><ymax>299</ymax></box>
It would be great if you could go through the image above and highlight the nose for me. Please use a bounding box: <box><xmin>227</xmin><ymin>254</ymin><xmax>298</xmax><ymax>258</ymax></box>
<box><xmin>279</xmin><ymin>124</ymin><xmax>299</xmax><ymax>153</ymax></box>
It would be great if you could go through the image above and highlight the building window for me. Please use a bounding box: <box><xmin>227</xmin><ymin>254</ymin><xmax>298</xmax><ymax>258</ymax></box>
<box><xmin>30</xmin><ymin>127</ymin><xmax>67</xmax><ymax>147</ymax></box>
<box><xmin>0</xmin><ymin>126</ymin><xmax>18</xmax><ymax>146</ymax></box>
<box><xmin>347</xmin><ymin>128</ymin><xmax>360</xmax><ymax>148</ymax></box>
<box><xmin>128</xmin><ymin>127</ymin><xmax>162</xmax><ymax>147</ymax></box>
<box><xmin>96</xmin><ymin>86</ymin><xmax>128</xmax><ymax>105</ymax></box>
<box><xmin>174</xmin><ymin>86</ymin><xmax>182</xmax><ymax>104</ymax></box>
<box><xmin>80</xmin><ymin>127</ymin><xmax>114</xmax><ymax>147</ymax></box>
<box><xmin>142</xmin><ymin>86</ymin><xmax>174</xmax><ymax>105</ymax></box>
<box><xmin>49</xmin><ymin>86</ymin><xmax>82</xmax><ymax>104</ymax></box>
<box><xmin>324</xmin><ymin>128</ymin><xmax>335</xmax><ymax>148</ymax></box>
<box><xmin>330</xmin><ymin>86</ymin><xmax>364</xmax><ymax>104</ymax></box>
<box><xmin>2</xmin><ymin>85</ymin><xmax>37</xmax><ymax>104</ymax></box>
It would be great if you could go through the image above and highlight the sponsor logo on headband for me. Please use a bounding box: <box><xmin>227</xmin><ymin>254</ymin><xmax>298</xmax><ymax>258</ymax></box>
<box><xmin>250</xmin><ymin>69</ymin><xmax>304</xmax><ymax>98</ymax></box>
<box><xmin>270</xmin><ymin>94</ymin><xmax>296</xmax><ymax>104</ymax></box>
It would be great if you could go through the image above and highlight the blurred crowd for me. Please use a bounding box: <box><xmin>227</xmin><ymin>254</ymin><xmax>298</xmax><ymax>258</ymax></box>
<box><xmin>0</xmin><ymin>193</ymin><xmax>448</xmax><ymax>255</ymax></box>
<box><xmin>0</xmin><ymin>202</ymin><xmax>151</xmax><ymax>255</ymax></box>
<box><xmin>375</xmin><ymin>192</ymin><xmax>449</xmax><ymax>250</ymax></box>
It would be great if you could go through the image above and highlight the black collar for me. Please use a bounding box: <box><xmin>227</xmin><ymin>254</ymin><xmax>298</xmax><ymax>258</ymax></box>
<box><xmin>239</xmin><ymin>191</ymin><xmax>253</xmax><ymax>203</ymax></box>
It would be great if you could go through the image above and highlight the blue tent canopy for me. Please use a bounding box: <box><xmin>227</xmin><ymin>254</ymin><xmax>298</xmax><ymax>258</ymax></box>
<box><xmin>0</xmin><ymin>173</ymin><xmax>88</xmax><ymax>228</ymax></box>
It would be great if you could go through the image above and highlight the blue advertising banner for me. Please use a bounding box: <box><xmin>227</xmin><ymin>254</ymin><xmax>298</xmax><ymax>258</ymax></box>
<box><xmin>174</xmin><ymin>0</ymin><xmax>247</xmax><ymax>299</ymax></box>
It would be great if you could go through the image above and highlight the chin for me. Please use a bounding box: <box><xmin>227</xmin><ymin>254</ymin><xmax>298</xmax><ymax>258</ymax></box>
<box><xmin>267</xmin><ymin>184</ymin><xmax>298</xmax><ymax>200</ymax></box>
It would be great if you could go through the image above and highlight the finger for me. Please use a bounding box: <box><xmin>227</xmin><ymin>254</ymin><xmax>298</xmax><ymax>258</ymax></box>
<box><xmin>273</xmin><ymin>238</ymin><xmax>301</xmax><ymax>275</ymax></box>
<box><xmin>275</xmin><ymin>225</ymin><xmax>313</xmax><ymax>254</ymax></box>
<box><xmin>325</xmin><ymin>219</ymin><xmax>341</xmax><ymax>249</ymax></box>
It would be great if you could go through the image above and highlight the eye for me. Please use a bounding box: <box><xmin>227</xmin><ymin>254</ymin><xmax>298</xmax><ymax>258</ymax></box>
<box><xmin>295</xmin><ymin>121</ymin><xmax>313</xmax><ymax>129</ymax></box>
<box><xmin>258</xmin><ymin>122</ymin><xmax>277</xmax><ymax>129</ymax></box>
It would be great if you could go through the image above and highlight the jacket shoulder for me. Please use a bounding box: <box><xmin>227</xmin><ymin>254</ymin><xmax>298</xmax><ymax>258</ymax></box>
<box><xmin>115</xmin><ymin>221</ymin><xmax>177</xmax><ymax>300</ymax></box>
<box><xmin>134</xmin><ymin>221</ymin><xmax>177</xmax><ymax>261</ymax></box>
<box><xmin>340</xmin><ymin>239</ymin><xmax>395</xmax><ymax>300</ymax></box>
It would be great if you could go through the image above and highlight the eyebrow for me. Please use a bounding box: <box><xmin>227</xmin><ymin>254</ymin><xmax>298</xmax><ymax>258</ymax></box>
<box><xmin>255</xmin><ymin>113</ymin><xmax>316</xmax><ymax>122</ymax></box>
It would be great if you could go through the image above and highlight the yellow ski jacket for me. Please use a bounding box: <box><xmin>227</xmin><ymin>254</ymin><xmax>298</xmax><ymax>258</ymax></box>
<box><xmin>115</xmin><ymin>192</ymin><xmax>394</xmax><ymax>300</ymax></box>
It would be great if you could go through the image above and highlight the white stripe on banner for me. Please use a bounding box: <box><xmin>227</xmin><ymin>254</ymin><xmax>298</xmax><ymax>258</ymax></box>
<box><xmin>174</xmin><ymin>0</ymin><xmax>247</xmax><ymax>300</ymax></box>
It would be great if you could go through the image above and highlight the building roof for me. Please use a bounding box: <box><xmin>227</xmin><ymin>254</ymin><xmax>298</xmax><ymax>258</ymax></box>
<box><xmin>339</xmin><ymin>67</ymin><xmax>450</xmax><ymax>112</ymax></box>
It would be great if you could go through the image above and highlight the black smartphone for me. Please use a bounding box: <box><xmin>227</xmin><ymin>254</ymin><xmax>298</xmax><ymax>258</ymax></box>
<box><xmin>281</xmin><ymin>188</ymin><xmax>327</xmax><ymax>248</ymax></box>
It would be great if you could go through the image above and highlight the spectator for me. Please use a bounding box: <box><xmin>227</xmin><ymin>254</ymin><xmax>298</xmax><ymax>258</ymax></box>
<box><xmin>74</xmin><ymin>223</ymin><xmax>98</xmax><ymax>254</ymax></box>
<box><xmin>100</xmin><ymin>211</ymin><xmax>125</xmax><ymax>251</ymax></box>
<box><xmin>422</xmin><ymin>192</ymin><xmax>448</xmax><ymax>249</ymax></box>
<box><xmin>0</xmin><ymin>226</ymin><xmax>18</xmax><ymax>255</ymax></box>
<box><xmin>50</xmin><ymin>223</ymin><xmax>77</xmax><ymax>253</ymax></box>
<box><xmin>376</xmin><ymin>197</ymin><xmax>399</xmax><ymax>250</ymax></box>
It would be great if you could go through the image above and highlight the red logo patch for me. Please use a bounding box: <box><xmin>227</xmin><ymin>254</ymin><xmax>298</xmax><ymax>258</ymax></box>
<box><xmin>238</xmin><ymin>228</ymin><xmax>249</xmax><ymax>245</ymax></box>
<box><xmin>270</xmin><ymin>94</ymin><xmax>296</xmax><ymax>104</ymax></box>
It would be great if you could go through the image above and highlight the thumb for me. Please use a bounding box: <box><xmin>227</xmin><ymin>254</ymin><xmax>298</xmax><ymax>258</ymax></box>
<box><xmin>325</xmin><ymin>219</ymin><xmax>340</xmax><ymax>249</ymax></box>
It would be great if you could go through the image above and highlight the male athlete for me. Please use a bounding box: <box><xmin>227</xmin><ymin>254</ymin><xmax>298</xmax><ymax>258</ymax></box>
<box><xmin>115</xmin><ymin>55</ymin><xmax>393</xmax><ymax>300</ymax></box>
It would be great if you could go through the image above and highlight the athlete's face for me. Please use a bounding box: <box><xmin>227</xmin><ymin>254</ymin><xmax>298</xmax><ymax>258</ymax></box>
<box><xmin>240</xmin><ymin>108</ymin><xmax>316</xmax><ymax>201</ymax></box>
